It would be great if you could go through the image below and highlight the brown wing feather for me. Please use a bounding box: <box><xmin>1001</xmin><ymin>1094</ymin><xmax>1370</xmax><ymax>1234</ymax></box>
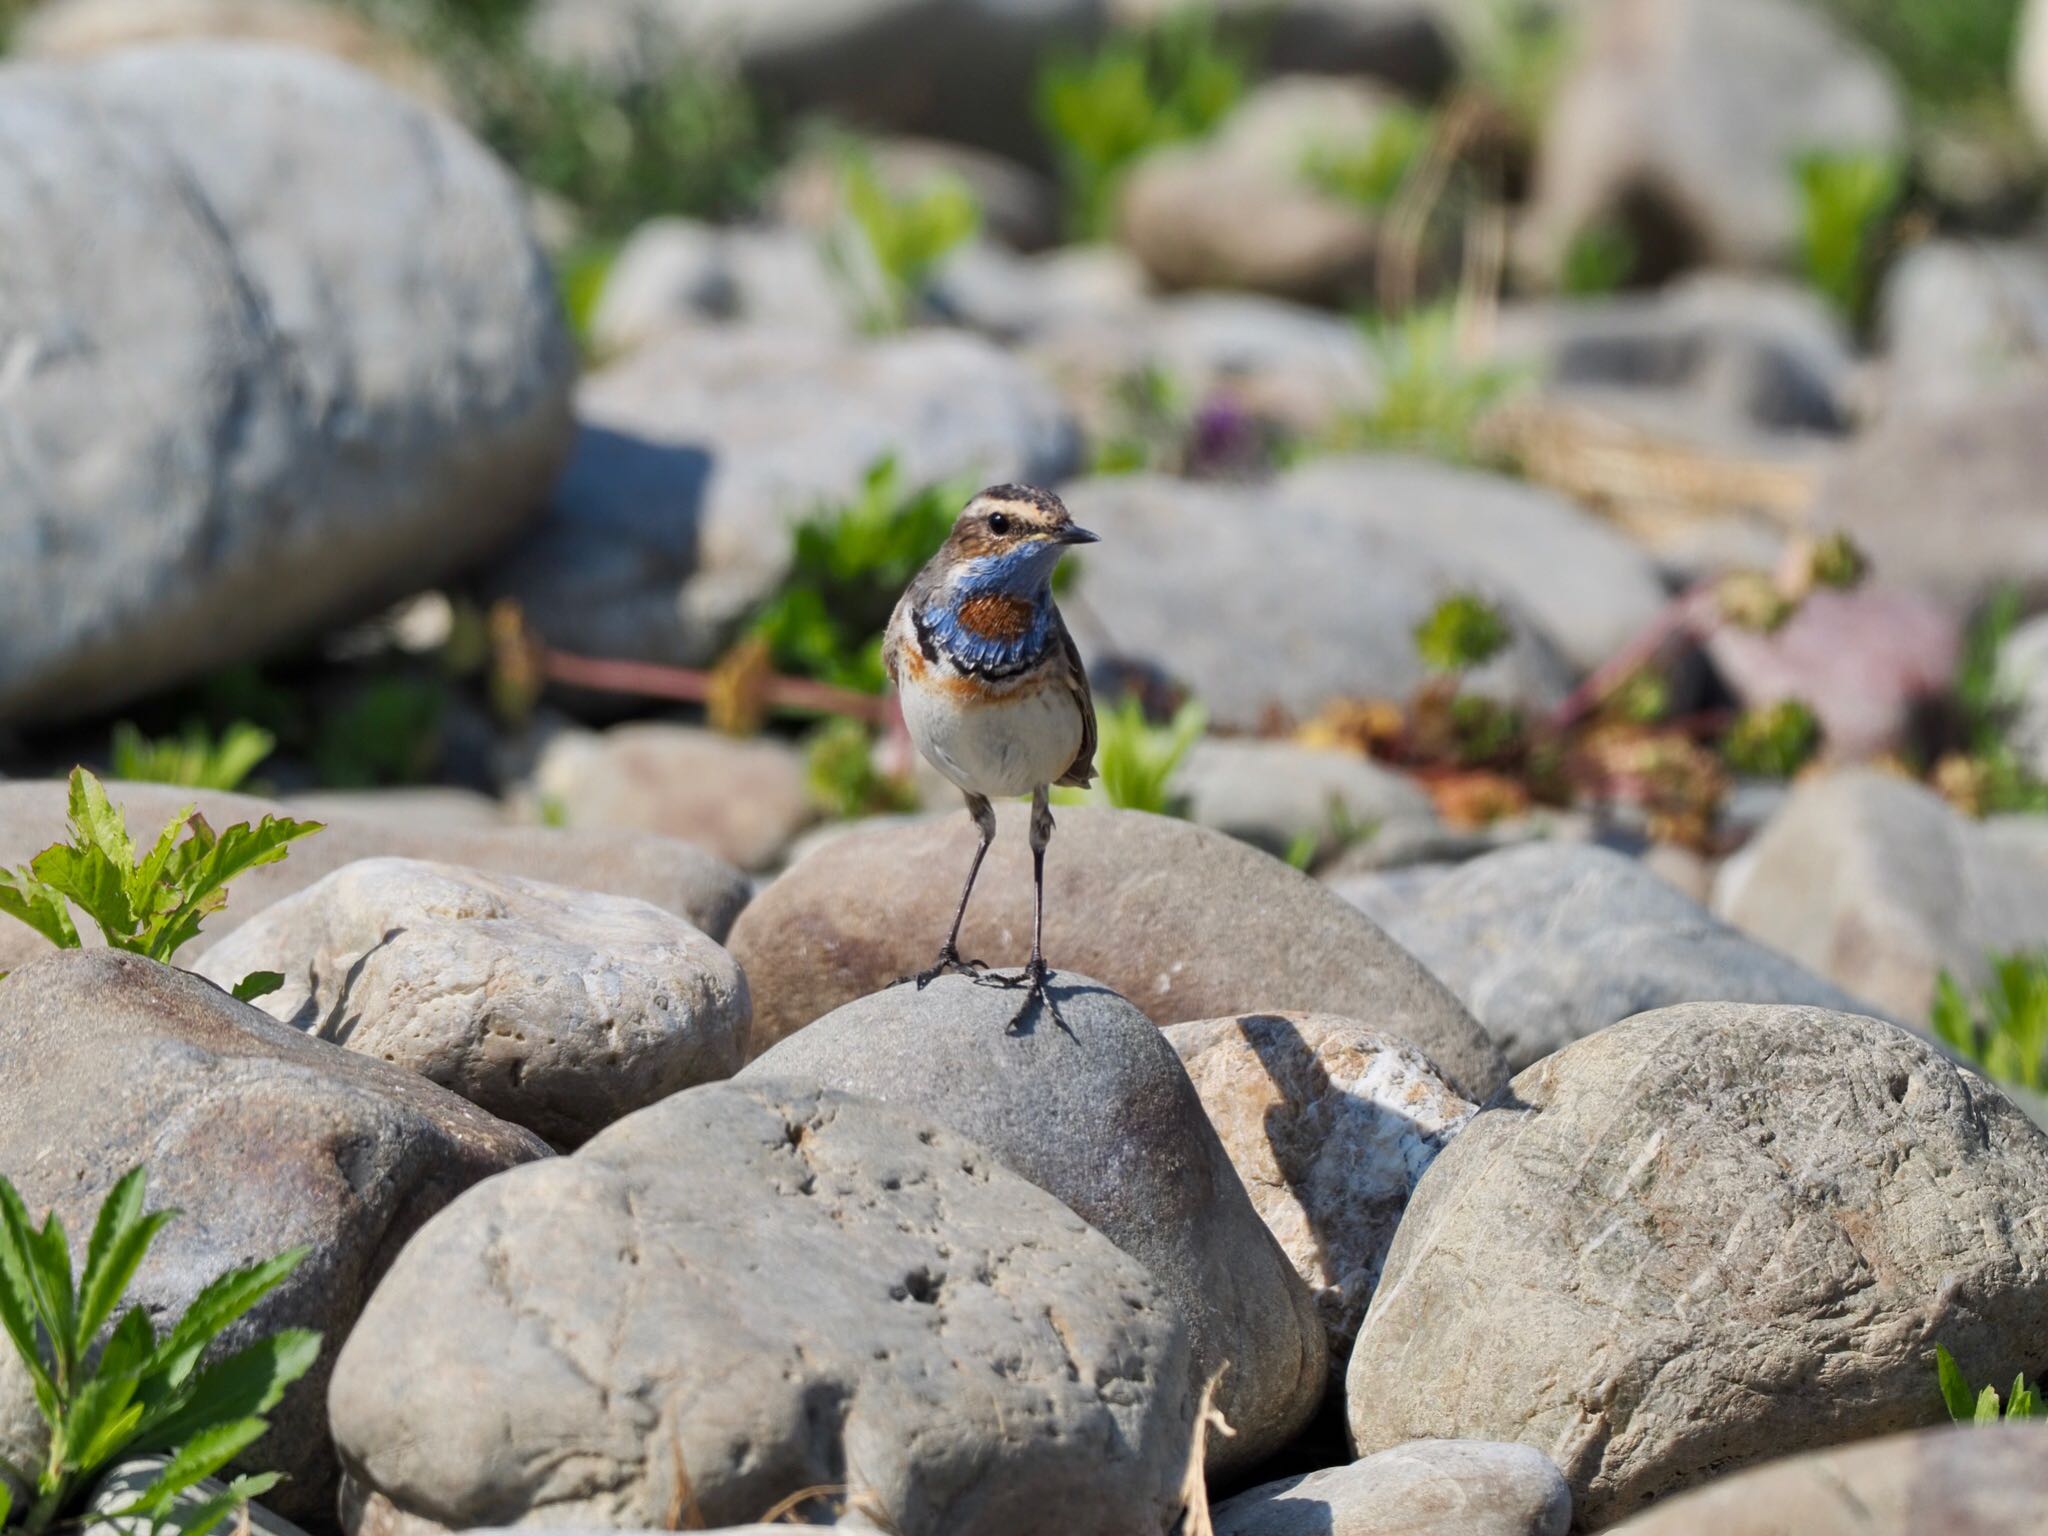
<box><xmin>1053</xmin><ymin>608</ymin><xmax>1097</xmax><ymax>788</ymax></box>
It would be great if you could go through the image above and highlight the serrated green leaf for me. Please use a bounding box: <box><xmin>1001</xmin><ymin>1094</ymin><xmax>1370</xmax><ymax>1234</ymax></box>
<box><xmin>61</xmin><ymin>1370</ymin><xmax>141</xmax><ymax>1469</ymax></box>
<box><xmin>178</xmin><ymin>1475</ymin><xmax>282</xmax><ymax>1536</ymax></box>
<box><xmin>145</xmin><ymin>1248</ymin><xmax>310</xmax><ymax>1392</ymax></box>
<box><xmin>110</xmin><ymin>1417</ymin><xmax>271</xmax><ymax>1520</ymax></box>
<box><xmin>29</xmin><ymin>845</ymin><xmax>136</xmax><ymax>952</ymax></box>
<box><xmin>33</xmin><ymin>1212</ymin><xmax>77</xmax><ymax>1374</ymax></box>
<box><xmin>0</xmin><ymin>867</ymin><xmax>79</xmax><ymax>950</ymax></box>
<box><xmin>67</xmin><ymin>768</ymin><xmax>133</xmax><ymax>874</ymax></box>
<box><xmin>127</xmin><ymin>806</ymin><xmax>197</xmax><ymax>925</ymax></box>
<box><xmin>135</xmin><ymin>1331</ymin><xmax>320</xmax><ymax>1454</ymax></box>
<box><xmin>0</xmin><ymin>1183</ymin><xmax>53</xmax><ymax>1417</ymax></box>
<box><xmin>98</xmin><ymin>1306</ymin><xmax>156</xmax><ymax>1385</ymax></box>
<box><xmin>230</xmin><ymin>973</ymin><xmax>285</xmax><ymax>1005</ymax></box>
<box><xmin>1936</xmin><ymin>1343</ymin><xmax>1977</xmax><ymax>1423</ymax></box>
<box><xmin>139</xmin><ymin>815</ymin><xmax>321</xmax><ymax>964</ymax></box>
<box><xmin>0</xmin><ymin>1181</ymin><xmax>66</xmax><ymax>1371</ymax></box>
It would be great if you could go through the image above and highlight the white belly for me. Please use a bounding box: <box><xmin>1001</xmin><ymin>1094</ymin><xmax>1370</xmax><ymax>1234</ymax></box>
<box><xmin>902</xmin><ymin>675</ymin><xmax>1083</xmax><ymax>799</ymax></box>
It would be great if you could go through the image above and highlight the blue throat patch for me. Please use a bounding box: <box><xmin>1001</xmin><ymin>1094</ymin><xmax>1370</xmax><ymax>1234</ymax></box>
<box><xmin>921</xmin><ymin>547</ymin><xmax>1059</xmax><ymax>676</ymax></box>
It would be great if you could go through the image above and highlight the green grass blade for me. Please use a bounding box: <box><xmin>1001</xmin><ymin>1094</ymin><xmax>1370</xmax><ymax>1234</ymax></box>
<box><xmin>1936</xmin><ymin>1344</ymin><xmax>1977</xmax><ymax>1422</ymax></box>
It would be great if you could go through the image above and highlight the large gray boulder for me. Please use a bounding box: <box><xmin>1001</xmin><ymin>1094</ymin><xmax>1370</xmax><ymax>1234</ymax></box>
<box><xmin>743</xmin><ymin>976</ymin><xmax>1327</xmax><ymax>1473</ymax></box>
<box><xmin>1810</xmin><ymin>376</ymin><xmax>2048</xmax><ymax>617</ymax></box>
<box><xmin>1876</xmin><ymin>240</ymin><xmax>2048</xmax><ymax>418</ymax></box>
<box><xmin>328</xmin><ymin>1080</ymin><xmax>1199</xmax><ymax>1536</ymax></box>
<box><xmin>1164</xmin><ymin>1013</ymin><xmax>1473</xmax><ymax>1364</ymax></box>
<box><xmin>525</xmin><ymin>722</ymin><xmax>817</xmax><ymax>872</ymax></box>
<box><xmin>484</xmin><ymin>324</ymin><xmax>1079</xmax><ymax>668</ymax></box>
<box><xmin>1713</xmin><ymin>770</ymin><xmax>2048</xmax><ymax>1023</ymax></box>
<box><xmin>1283</xmin><ymin>455</ymin><xmax>1669</xmax><ymax>674</ymax></box>
<box><xmin>1059</xmin><ymin>474</ymin><xmax>1576</xmax><ymax>730</ymax></box>
<box><xmin>727</xmin><ymin>804</ymin><xmax>1507</xmax><ymax>1100</ymax></box>
<box><xmin>1603</xmin><ymin>1421</ymin><xmax>2048</xmax><ymax>1536</ymax></box>
<box><xmin>195</xmin><ymin>858</ymin><xmax>751</xmax><ymax>1148</ymax></box>
<box><xmin>0</xmin><ymin>44</ymin><xmax>574</xmax><ymax>723</ymax></box>
<box><xmin>1117</xmin><ymin>77</ymin><xmax>1392</xmax><ymax>302</ymax></box>
<box><xmin>1213</xmin><ymin>1440</ymin><xmax>1571</xmax><ymax>1536</ymax></box>
<box><xmin>1346</xmin><ymin>1003</ymin><xmax>2048</xmax><ymax>1530</ymax></box>
<box><xmin>1340</xmin><ymin>842</ymin><xmax>1883</xmax><ymax>1071</ymax></box>
<box><xmin>0</xmin><ymin>951</ymin><xmax>548</xmax><ymax>1524</ymax></box>
<box><xmin>1171</xmin><ymin>738</ymin><xmax>1438</xmax><ymax>864</ymax></box>
<box><xmin>1521</xmin><ymin>0</ymin><xmax>1905</xmax><ymax>275</ymax></box>
<box><xmin>0</xmin><ymin>780</ymin><xmax>752</xmax><ymax>975</ymax></box>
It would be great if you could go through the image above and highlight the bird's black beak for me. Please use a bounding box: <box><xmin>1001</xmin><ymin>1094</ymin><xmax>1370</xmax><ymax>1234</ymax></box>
<box><xmin>1058</xmin><ymin>525</ymin><xmax>1100</xmax><ymax>545</ymax></box>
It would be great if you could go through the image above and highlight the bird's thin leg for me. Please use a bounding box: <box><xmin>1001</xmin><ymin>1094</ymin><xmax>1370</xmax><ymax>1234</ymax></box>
<box><xmin>1000</xmin><ymin>787</ymin><xmax>1068</xmax><ymax>1031</ymax></box>
<box><xmin>907</xmin><ymin>793</ymin><xmax>995</xmax><ymax>988</ymax></box>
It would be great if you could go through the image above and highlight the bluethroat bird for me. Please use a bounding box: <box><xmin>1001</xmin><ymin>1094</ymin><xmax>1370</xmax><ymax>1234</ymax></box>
<box><xmin>883</xmin><ymin>483</ymin><xmax>1098</xmax><ymax>1025</ymax></box>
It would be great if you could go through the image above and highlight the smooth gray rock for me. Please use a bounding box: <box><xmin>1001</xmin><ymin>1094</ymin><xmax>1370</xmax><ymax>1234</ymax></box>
<box><xmin>484</xmin><ymin>324</ymin><xmax>1079</xmax><ymax>668</ymax></box>
<box><xmin>0</xmin><ymin>952</ymin><xmax>548</xmax><ymax>1524</ymax></box>
<box><xmin>1811</xmin><ymin>376</ymin><xmax>2048</xmax><ymax>617</ymax></box>
<box><xmin>1603</xmin><ymin>1421</ymin><xmax>2048</xmax><ymax>1536</ymax></box>
<box><xmin>1213</xmin><ymin>1440</ymin><xmax>1571</xmax><ymax>1536</ymax></box>
<box><xmin>195</xmin><ymin>858</ymin><xmax>750</xmax><ymax>1148</ymax></box>
<box><xmin>1521</xmin><ymin>0</ymin><xmax>1904</xmax><ymax>275</ymax></box>
<box><xmin>1117</xmin><ymin>76</ymin><xmax>1393</xmax><ymax>302</ymax></box>
<box><xmin>1877</xmin><ymin>240</ymin><xmax>2048</xmax><ymax>417</ymax></box>
<box><xmin>1490</xmin><ymin>274</ymin><xmax>1855</xmax><ymax>438</ymax></box>
<box><xmin>1164</xmin><ymin>1013</ymin><xmax>1473</xmax><ymax>1364</ymax></box>
<box><xmin>526</xmin><ymin>722</ymin><xmax>817</xmax><ymax>872</ymax></box>
<box><xmin>743</xmin><ymin>976</ymin><xmax>1327</xmax><ymax>1473</ymax></box>
<box><xmin>0</xmin><ymin>44</ymin><xmax>573</xmax><ymax>723</ymax></box>
<box><xmin>1283</xmin><ymin>454</ymin><xmax>1669</xmax><ymax>674</ymax></box>
<box><xmin>0</xmin><ymin>780</ymin><xmax>752</xmax><ymax>975</ymax></box>
<box><xmin>1172</xmin><ymin>738</ymin><xmax>1437</xmax><ymax>863</ymax></box>
<box><xmin>285</xmin><ymin>786</ymin><xmax>506</xmax><ymax>832</ymax></box>
<box><xmin>727</xmin><ymin>804</ymin><xmax>1507</xmax><ymax>1100</ymax></box>
<box><xmin>1712</xmin><ymin>769</ymin><xmax>2048</xmax><ymax>1023</ymax></box>
<box><xmin>523</xmin><ymin>0</ymin><xmax>1102</xmax><ymax>160</ymax></box>
<box><xmin>2023</xmin><ymin>0</ymin><xmax>2048</xmax><ymax>150</ymax></box>
<box><xmin>930</xmin><ymin>240</ymin><xmax>1151</xmax><ymax>342</ymax></box>
<box><xmin>588</xmin><ymin>218</ymin><xmax>856</xmax><ymax>355</ymax></box>
<box><xmin>1059</xmin><ymin>474</ymin><xmax>1576</xmax><ymax>730</ymax></box>
<box><xmin>1343</xmin><ymin>842</ymin><xmax>1883</xmax><ymax>1071</ymax></box>
<box><xmin>1998</xmin><ymin>611</ymin><xmax>2048</xmax><ymax>783</ymax></box>
<box><xmin>328</xmin><ymin>1080</ymin><xmax>1198</xmax><ymax>1536</ymax></box>
<box><xmin>1346</xmin><ymin>1003</ymin><xmax>2048</xmax><ymax>1530</ymax></box>
<box><xmin>1027</xmin><ymin>291</ymin><xmax>1378</xmax><ymax>441</ymax></box>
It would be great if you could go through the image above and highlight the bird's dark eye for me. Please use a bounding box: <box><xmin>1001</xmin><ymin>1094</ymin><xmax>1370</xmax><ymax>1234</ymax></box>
<box><xmin>987</xmin><ymin>512</ymin><xmax>1011</xmax><ymax>535</ymax></box>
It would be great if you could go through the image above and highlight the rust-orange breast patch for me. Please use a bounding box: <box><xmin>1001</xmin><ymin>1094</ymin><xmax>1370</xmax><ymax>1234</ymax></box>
<box><xmin>955</xmin><ymin>593</ymin><xmax>1036</xmax><ymax>642</ymax></box>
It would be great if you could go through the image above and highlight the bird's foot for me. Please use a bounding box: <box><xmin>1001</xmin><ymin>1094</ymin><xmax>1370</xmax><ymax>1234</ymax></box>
<box><xmin>990</xmin><ymin>957</ymin><xmax>1069</xmax><ymax>1034</ymax></box>
<box><xmin>900</xmin><ymin>947</ymin><xmax>989</xmax><ymax>989</ymax></box>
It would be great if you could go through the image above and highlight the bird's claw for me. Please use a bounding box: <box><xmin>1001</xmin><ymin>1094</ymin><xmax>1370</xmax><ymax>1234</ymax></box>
<box><xmin>900</xmin><ymin>948</ymin><xmax>989</xmax><ymax>989</ymax></box>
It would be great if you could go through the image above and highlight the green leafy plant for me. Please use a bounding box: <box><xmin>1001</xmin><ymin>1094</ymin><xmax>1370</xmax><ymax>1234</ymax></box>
<box><xmin>1341</xmin><ymin>306</ymin><xmax>1526</xmax><ymax>464</ymax></box>
<box><xmin>1794</xmin><ymin>150</ymin><xmax>1904</xmax><ymax>323</ymax></box>
<box><xmin>555</xmin><ymin>241</ymin><xmax>619</xmax><ymax>360</ymax></box>
<box><xmin>1931</xmin><ymin>951</ymin><xmax>2048</xmax><ymax>1091</ymax></box>
<box><xmin>1560</xmin><ymin>219</ymin><xmax>1637</xmax><ymax>296</ymax></box>
<box><xmin>1941</xmin><ymin>586</ymin><xmax>2048</xmax><ymax>816</ymax></box>
<box><xmin>1415</xmin><ymin>593</ymin><xmax>1511</xmax><ymax>673</ymax></box>
<box><xmin>1936</xmin><ymin>1343</ymin><xmax>2044</xmax><ymax>1424</ymax></box>
<box><xmin>1300</xmin><ymin>107</ymin><xmax>1434</xmax><ymax>213</ymax></box>
<box><xmin>1036</xmin><ymin>10</ymin><xmax>1246</xmax><ymax>238</ymax></box>
<box><xmin>312</xmin><ymin>677</ymin><xmax>444</xmax><ymax>789</ymax></box>
<box><xmin>1055</xmin><ymin>697</ymin><xmax>1207</xmax><ymax>815</ymax></box>
<box><xmin>0</xmin><ymin>1165</ymin><xmax>320</xmax><ymax>1535</ymax></box>
<box><xmin>0</xmin><ymin>768</ymin><xmax>320</xmax><ymax>971</ymax></box>
<box><xmin>750</xmin><ymin>458</ymin><xmax>976</xmax><ymax>694</ymax></box>
<box><xmin>828</xmin><ymin>153</ymin><xmax>981</xmax><ymax>332</ymax></box>
<box><xmin>1457</xmin><ymin>0</ymin><xmax>1575</xmax><ymax>139</ymax></box>
<box><xmin>804</xmin><ymin>719</ymin><xmax>920</xmax><ymax>820</ymax></box>
<box><xmin>1820</xmin><ymin>0</ymin><xmax>2024</xmax><ymax>118</ymax></box>
<box><xmin>109</xmin><ymin>721</ymin><xmax>275</xmax><ymax>795</ymax></box>
<box><xmin>1722</xmin><ymin>700</ymin><xmax>1823</xmax><ymax>779</ymax></box>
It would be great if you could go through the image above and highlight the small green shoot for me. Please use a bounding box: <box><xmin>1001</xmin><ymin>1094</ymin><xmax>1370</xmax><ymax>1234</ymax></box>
<box><xmin>1342</xmin><ymin>306</ymin><xmax>1526</xmax><ymax>464</ymax></box>
<box><xmin>1722</xmin><ymin>700</ymin><xmax>1823</xmax><ymax>779</ymax></box>
<box><xmin>555</xmin><ymin>241</ymin><xmax>619</xmax><ymax>361</ymax></box>
<box><xmin>1415</xmin><ymin>593</ymin><xmax>1512</xmax><ymax>673</ymax></box>
<box><xmin>1794</xmin><ymin>149</ymin><xmax>1904</xmax><ymax>323</ymax></box>
<box><xmin>1055</xmin><ymin>697</ymin><xmax>1207</xmax><ymax>816</ymax></box>
<box><xmin>0</xmin><ymin>1165</ymin><xmax>320</xmax><ymax>1535</ymax></box>
<box><xmin>109</xmin><ymin>721</ymin><xmax>275</xmax><ymax>794</ymax></box>
<box><xmin>0</xmin><ymin>768</ymin><xmax>321</xmax><ymax>966</ymax></box>
<box><xmin>1944</xmin><ymin>586</ymin><xmax>2048</xmax><ymax>816</ymax></box>
<box><xmin>751</xmin><ymin>457</ymin><xmax>976</xmax><ymax>694</ymax></box>
<box><xmin>1936</xmin><ymin>1343</ymin><xmax>2044</xmax><ymax>1424</ymax></box>
<box><xmin>803</xmin><ymin>719</ymin><xmax>919</xmax><ymax>820</ymax></box>
<box><xmin>1300</xmin><ymin>107</ymin><xmax>1434</xmax><ymax>213</ymax></box>
<box><xmin>827</xmin><ymin>153</ymin><xmax>981</xmax><ymax>333</ymax></box>
<box><xmin>1036</xmin><ymin>10</ymin><xmax>1245</xmax><ymax>238</ymax></box>
<box><xmin>1931</xmin><ymin>952</ymin><xmax>2048</xmax><ymax>1092</ymax></box>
